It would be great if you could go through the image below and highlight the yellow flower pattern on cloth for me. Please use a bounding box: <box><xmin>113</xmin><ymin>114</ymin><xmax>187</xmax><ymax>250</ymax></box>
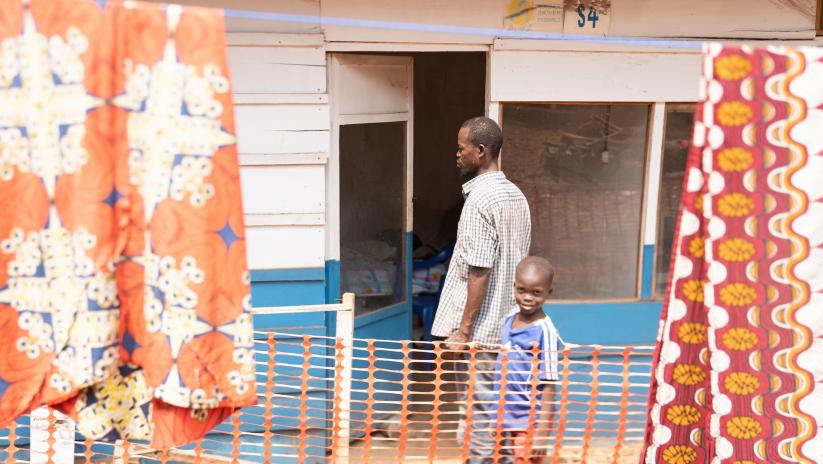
<box><xmin>667</xmin><ymin>404</ymin><xmax>701</xmax><ymax>426</ymax></box>
<box><xmin>678</xmin><ymin>322</ymin><xmax>707</xmax><ymax>345</ymax></box>
<box><xmin>717</xmin><ymin>147</ymin><xmax>754</xmax><ymax>172</ymax></box>
<box><xmin>681</xmin><ymin>280</ymin><xmax>704</xmax><ymax>303</ymax></box>
<box><xmin>722</xmin><ymin>327</ymin><xmax>758</xmax><ymax>351</ymax></box>
<box><xmin>724</xmin><ymin>372</ymin><xmax>760</xmax><ymax>396</ymax></box>
<box><xmin>717</xmin><ymin>101</ymin><xmax>754</xmax><ymax>127</ymax></box>
<box><xmin>689</xmin><ymin>237</ymin><xmax>705</xmax><ymax>259</ymax></box>
<box><xmin>673</xmin><ymin>364</ymin><xmax>706</xmax><ymax>386</ymax></box>
<box><xmin>715</xmin><ymin>55</ymin><xmax>753</xmax><ymax>81</ymax></box>
<box><xmin>726</xmin><ymin>416</ymin><xmax>762</xmax><ymax>440</ymax></box>
<box><xmin>663</xmin><ymin>444</ymin><xmax>698</xmax><ymax>464</ymax></box>
<box><xmin>694</xmin><ymin>194</ymin><xmax>704</xmax><ymax>213</ymax></box>
<box><xmin>718</xmin><ymin>238</ymin><xmax>756</xmax><ymax>262</ymax></box>
<box><xmin>719</xmin><ymin>283</ymin><xmax>757</xmax><ymax>308</ymax></box>
<box><xmin>75</xmin><ymin>367</ymin><xmax>154</xmax><ymax>441</ymax></box>
<box><xmin>717</xmin><ymin>193</ymin><xmax>755</xmax><ymax>217</ymax></box>
<box><xmin>643</xmin><ymin>44</ymin><xmax>823</xmax><ymax>464</ymax></box>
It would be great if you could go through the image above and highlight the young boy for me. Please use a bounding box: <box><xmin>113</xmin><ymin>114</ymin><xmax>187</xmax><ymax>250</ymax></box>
<box><xmin>494</xmin><ymin>256</ymin><xmax>561</xmax><ymax>463</ymax></box>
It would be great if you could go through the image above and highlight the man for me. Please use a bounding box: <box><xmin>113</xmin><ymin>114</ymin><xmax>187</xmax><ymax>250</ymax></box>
<box><xmin>431</xmin><ymin>116</ymin><xmax>531</xmax><ymax>462</ymax></box>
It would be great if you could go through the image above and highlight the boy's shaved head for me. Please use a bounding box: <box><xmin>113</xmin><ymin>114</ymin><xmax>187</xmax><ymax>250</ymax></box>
<box><xmin>516</xmin><ymin>256</ymin><xmax>555</xmax><ymax>288</ymax></box>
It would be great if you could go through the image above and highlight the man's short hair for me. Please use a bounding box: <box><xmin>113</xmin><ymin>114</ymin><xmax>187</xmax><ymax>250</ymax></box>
<box><xmin>461</xmin><ymin>116</ymin><xmax>503</xmax><ymax>158</ymax></box>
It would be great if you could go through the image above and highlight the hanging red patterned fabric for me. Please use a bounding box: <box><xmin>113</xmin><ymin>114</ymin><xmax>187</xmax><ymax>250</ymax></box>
<box><xmin>0</xmin><ymin>0</ymin><xmax>255</xmax><ymax>449</ymax></box>
<box><xmin>641</xmin><ymin>43</ymin><xmax>823</xmax><ymax>464</ymax></box>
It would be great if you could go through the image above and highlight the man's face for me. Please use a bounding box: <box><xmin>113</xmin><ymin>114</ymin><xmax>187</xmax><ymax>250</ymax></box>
<box><xmin>456</xmin><ymin>127</ymin><xmax>481</xmax><ymax>177</ymax></box>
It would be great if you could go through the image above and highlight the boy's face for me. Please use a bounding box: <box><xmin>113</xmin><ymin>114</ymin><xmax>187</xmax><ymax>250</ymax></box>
<box><xmin>514</xmin><ymin>269</ymin><xmax>553</xmax><ymax>317</ymax></box>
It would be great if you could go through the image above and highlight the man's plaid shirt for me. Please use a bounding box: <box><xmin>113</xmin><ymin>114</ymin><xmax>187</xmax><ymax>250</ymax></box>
<box><xmin>431</xmin><ymin>171</ymin><xmax>531</xmax><ymax>346</ymax></box>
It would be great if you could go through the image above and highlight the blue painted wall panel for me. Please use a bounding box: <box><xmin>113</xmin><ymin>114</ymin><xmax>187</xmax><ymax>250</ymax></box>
<box><xmin>544</xmin><ymin>302</ymin><xmax>662</xmax><ymax>346</ymax></box>
<box><xmin>252</xmin><ymin>280</ymin><xmax>325</xmax><ymax>307</ymax></box>
<box><xmin>247</xmin><ymin>268</ymin><xmax>331</xmax><ymax>462</ymax></box>
<box><xmin>251</xmin><ymin>269</ymin><xmax>327</xmax><ymax>331</ymax></box>
<box><xmin>640</xmin><ymin>244</ymin><xmax>655</xmax><ymax>300</ymax></box>
<box><xmin>324</xmin><ymin>260</ymin><xmax>341</xmax><ymax>339</ymax></box>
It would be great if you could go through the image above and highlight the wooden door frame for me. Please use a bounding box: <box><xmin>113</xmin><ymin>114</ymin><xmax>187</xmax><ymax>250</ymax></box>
<box><xmin>328</xmin><ymin>53</ymin><xmax>414</xmax><ymax>336</ymax></box>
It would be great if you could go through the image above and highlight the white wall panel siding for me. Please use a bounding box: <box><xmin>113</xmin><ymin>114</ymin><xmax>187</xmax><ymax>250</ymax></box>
<box><xmin>244</xmin><ymin>214</ymin><xmax>324</xmax><ymax>227</ymax></box>
<box><xmin>226</xmin><ymin>33</ymin><xmax>325</xmax><ymax>48</ymax></box>
<box><xmin>150</xmin><ymin>0</ymin><xmax>321</xmax><ymax>34</ymax></box>
<box><xmin>228</xmin><ymin>43</ymin><xmax>326</xmax><ymax>94</ymax></box>
<box><xmin>236</xmin><ymin>130</ymin><xmax>330</xmax><ymax>155</ymax></box>
<box><xmin>240</xmin><ymin>165</ymin><xmax>325</xmax><ymax>215</ymax></box>
<box><xmin>233</xmin><ymin>100</ymin><xmax>330</xmax><ymax>157</ymax></box>
<box><xmin>230</xmin><ymin>62</ymin><xmax>326</xmax><ymax>94</ymax></box>
<box><xmin>320</xmin><ymin>0</ymin><xmax>813</xmax><ymax>42</ymax></box>
<box><xmin>233</xmin><ymin>94</ymin><xmax>328</xmax><ymax>105</ymax></box>
<box><xmin>239</xmin><ymin>153</ymin><xmax>328</xmax><ymax>166</ymax></box>
<box><xmin>227</xmin><ymin>33</ymin><xmax>330</xmax><ymax>270</ymax></box>
<box><xmin>246</xmin><ymin>226</ymin><xmax>325</xmax><ymax>269</ymax></box>
<box><xmin>154</xmin><ymin>0</ymin><xmax>814</xmax><ymax>39</ymax></box>
<box><xmin>490</xmin><ymin>50</ymin><xmax>702</xmax><ymax>103</ymax></box>
<box><xmin>320</xmin><ymin>0</ymin><xmax>501</xmax><ymax>44</ymax></box>
<box><xmin>334</xmin><ymin>55</ymin><xmax>411</xmax><ymax>115</ymax></box>
<box><xmin>235</xmin><ymin>104</ymin><xmax>330</xmax><ymax>132</ymax></box>
<box><xmin>609</xmin><ymin>0</ymin><xmax>814</xmax><ymax>39</ymax></box>
<box><xmin>229</xmin><ymin>46</ymin><xmax>326</xmax><ymax>68</ymax></box>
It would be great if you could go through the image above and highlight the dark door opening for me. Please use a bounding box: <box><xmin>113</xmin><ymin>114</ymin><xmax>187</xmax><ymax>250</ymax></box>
<box><xmin>410</xmin><ymin>52</ymin><xmax>486</xmax><ymax>340</ymax></box>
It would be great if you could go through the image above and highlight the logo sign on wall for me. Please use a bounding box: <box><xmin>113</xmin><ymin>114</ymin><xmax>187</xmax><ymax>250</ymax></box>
<box><xmin>563</xmin><ymin>0</ymin><xmax>612</xmax><ymax>35</ymax></box>
<box><xmin>504</xmin><ymin>0</ymin><xmax>564</xmax><ymax>33</ymax></box>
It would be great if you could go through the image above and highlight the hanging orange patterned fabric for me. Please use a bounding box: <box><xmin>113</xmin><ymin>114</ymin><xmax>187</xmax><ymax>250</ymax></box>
<box><xmin>0</xmin><ymin>0</ymin><xmax>255</xmax><ymax>449</ymax></box>
<box><xmin>641</xmin><ymin>43</ymin><xmax>823</xmax><ymax>464</ymax></box>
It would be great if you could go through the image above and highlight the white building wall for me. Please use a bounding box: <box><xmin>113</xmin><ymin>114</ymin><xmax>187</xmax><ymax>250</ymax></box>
<box><xmin>164</xmin><ymin>0</ymin><xmax>816</xmax><ymax>40</ymax></box>
<box><xmin>229</xmin><ymin>33</ymin><xmax>329</xmax><ymax>270</ymax></box>
<box><xmin>489</xmin><ymin>42</ymin><xmax>703</xmax><ymax>103</ymax></box>
<box><xmin>210</xmin><ymin>0</ymin><xmax>819</xmax><ymax>273</ymax></box>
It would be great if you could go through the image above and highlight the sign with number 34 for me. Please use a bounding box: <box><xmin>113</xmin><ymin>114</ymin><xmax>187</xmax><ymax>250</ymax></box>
<box><xmin>563</xmin><ymin>0</ymin><xmax>611</xmax><ymax>35</ymax></box>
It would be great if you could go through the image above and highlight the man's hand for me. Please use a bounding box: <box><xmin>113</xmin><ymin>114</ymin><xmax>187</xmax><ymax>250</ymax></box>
<box><xmin>447</xmin><ymin>266</ymin><xmax>491</xmax><ymax>353</ymax></box>
<box><xmin>443</xmin><ymin>331</ymin><xmax>471</xmax><ymax>353</ymax></box>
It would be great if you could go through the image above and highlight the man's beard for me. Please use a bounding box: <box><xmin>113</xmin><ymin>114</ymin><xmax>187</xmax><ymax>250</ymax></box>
<box><xmin>459</xmin><ymin>167</ymin><xmax>475</xmax><ymax>178</ymax></box>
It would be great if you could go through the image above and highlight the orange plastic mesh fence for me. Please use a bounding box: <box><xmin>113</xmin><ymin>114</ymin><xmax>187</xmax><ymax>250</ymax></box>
<box><xmin>0</xmin><ymin>332</ymin><xmax>654</xmax><ymax>464</ymax></box>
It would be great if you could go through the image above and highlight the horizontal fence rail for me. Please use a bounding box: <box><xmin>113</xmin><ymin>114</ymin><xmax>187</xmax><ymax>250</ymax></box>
<box><xmin>0</xmin><ymin>295</ymin><xmax>654</xmax><ymax>463</ymax></box>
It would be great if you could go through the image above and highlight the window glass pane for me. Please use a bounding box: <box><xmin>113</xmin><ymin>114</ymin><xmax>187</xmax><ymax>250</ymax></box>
<box><xmin>340</xmin><ymin>122</ymin><xmax>406</xmax><ymax>314</ymax></box>
<box><xmin>653</xmin><ymin>104</ymin><xmax>696</xmax><ymax>299</ymax></box>
<box><xmin>503</xmin><ymin>103</ymin><xmax>650</xmax><ymax>300</ymax></box>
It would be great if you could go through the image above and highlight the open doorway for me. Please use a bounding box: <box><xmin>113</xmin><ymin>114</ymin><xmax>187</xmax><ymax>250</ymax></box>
<box><xmin>411</xmin><ymin>52</ymin><xmax>486</xmax><ymax>256</ymax></box>
<box><xmin>408</xmin><ymin>52</ymin><xmax>486</xmax><ymax>340</ymax></box>
<box><xmin>333</xmin><ymin>50</ymin><xmax>486</xmax><ymax>440</ymax></box>
<box><xmin>334</xmin><ymin>51</ymin><xmax>486</xmax><ymax>340</ymax></box>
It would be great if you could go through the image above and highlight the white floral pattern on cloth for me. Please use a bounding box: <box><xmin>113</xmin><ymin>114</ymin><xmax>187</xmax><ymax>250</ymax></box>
<box><xmin>0</xmin><ymin>0</ymin><xmax>254</xmax><ymax>449</ymax></box>
<box><xmin>112</xmin><ymin>8</ymin><xmax>234</xmax><ymax>218</ymax></box>
<box><xmin>0</xmin><ymin>8</ymin><xmax>101</xmax><ymax>195</ymax></box>
<box><xmin>0</xmin><ymin>222</ymin><xmax>121</xmax><ymax>392</ymax></box>
<box><xmin>0</xmin><ymin>0</ymin><xmax>119</xmax><ymax>408</ymax></box>
<box><xmin>109</xmin><ymin>4</ymin><xmax>252</xmax><ymax>412</ymax></box>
